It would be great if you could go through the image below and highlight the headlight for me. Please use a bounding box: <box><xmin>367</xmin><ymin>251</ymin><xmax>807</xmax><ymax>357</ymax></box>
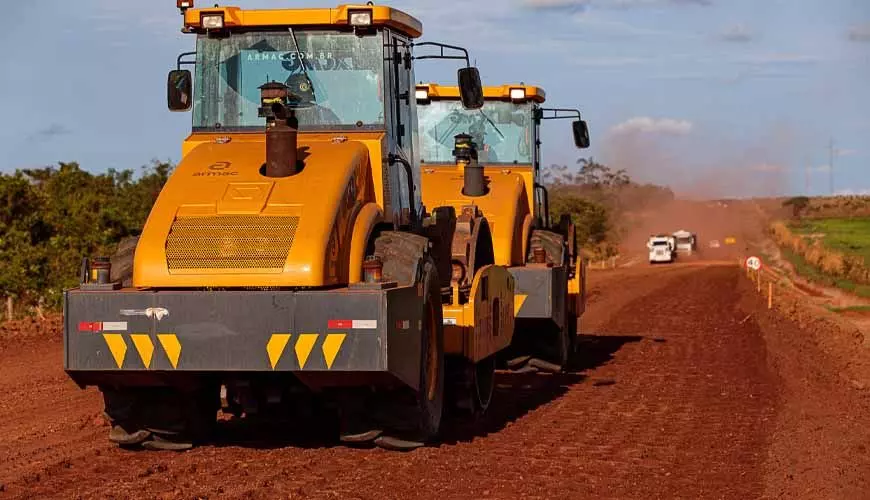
<box><xmin>415</xmin><ymin>89</ymin><xmax>430</xmax><ymax>101</ymax></box>
<box><xmin>177</xmin><ymin>0</ymin><xmax>193</xmax><ymax>8</ymax></box>
<box><xmin>510</xmin><ymin>88</ymin><xmax>526</xmax><ymax>100</ymax></box>
<box><xmin>349</xmin><ymin>9</ymin><xmax>373</xmax><ymax>26</ymax></box>
<box><xmin>201</xmin><ymin>14</ymin><xmax>224</xmax><ymax>29</ymax></box>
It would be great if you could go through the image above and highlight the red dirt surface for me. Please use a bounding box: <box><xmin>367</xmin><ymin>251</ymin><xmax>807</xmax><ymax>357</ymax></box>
<box><xmin>1</xmin><ymin>264</ymin><xmax>868</xmax><ymax>499</ymax></box>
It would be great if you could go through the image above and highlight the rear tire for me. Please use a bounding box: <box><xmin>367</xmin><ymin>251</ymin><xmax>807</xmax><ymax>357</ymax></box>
<box><xmin>110</xmin><ymin>236</ymin><xmax>139</xmax><ymax>288</ymax></box>
<box><xmin>102</xmin><ymin>385</ymin><xmax>219</xmax><ymax>451</ymax></box>
<box><xmin>524</xmin><ymin>229</ymin><xmax>571</xmax><ymax>371</ymax></box>
<box><xmin>447</xmin><ymin>355</ymin><xmax>496</xmax><ymax>418</ymax></box>
<box><xmin>372</xmin><ymin>233</ymin><xmax>444</xmax><ymax>444</ymax></box>
<box><xmin>414</xmin><ymin>258</ymin><xmax>445</xmax><ymax>440</ymax></box>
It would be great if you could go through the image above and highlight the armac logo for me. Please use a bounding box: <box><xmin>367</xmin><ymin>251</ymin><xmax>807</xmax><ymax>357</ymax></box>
<box><xmin>194</xmin><ymin>161</ymin><xmax>238</xmax><ymax>177</ymax></box>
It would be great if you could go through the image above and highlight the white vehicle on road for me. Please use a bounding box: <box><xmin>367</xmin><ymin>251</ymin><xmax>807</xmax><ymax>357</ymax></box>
<box><xmin>673</xmin><ymin>230</ymin><xmax>697</xmax><ymax>255</ymax></box>
<box><xmin>647</xmin><ymin>235</ymin><xmax>676</xmax><ymax>264</ymax></box>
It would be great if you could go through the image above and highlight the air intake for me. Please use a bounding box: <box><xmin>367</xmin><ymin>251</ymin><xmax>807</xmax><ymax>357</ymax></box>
<box><xmin>166</xmin><ymin>215</ymin><xmax>299</xmax><ymax>271</ymax></box>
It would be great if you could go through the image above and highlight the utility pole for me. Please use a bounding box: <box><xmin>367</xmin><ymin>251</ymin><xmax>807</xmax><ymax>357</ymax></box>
<box><xmin>804</xmin><ymin>155</ymin><xmax>810</xmax><ymax>196</ymax></box>
<box><xmin>828</xmin><ymin>137</ymin><xmax>835</xmax><ymax>195</ymax></box>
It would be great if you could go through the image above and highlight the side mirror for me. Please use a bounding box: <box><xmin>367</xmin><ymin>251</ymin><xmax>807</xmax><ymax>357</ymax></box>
<box><xmin>573</xmin><ymin>119</ymin><xmax>590</xmax><ymax>149</ymax></box>
<box><xmin>458</xmin><ymin>67</ymin><xmax>484</xmax><ymax>110</ymax></box>
<box><xmin>167</xmin><ymin>69</ymin><xmax>193</xmax><ymax>112</ymax></box>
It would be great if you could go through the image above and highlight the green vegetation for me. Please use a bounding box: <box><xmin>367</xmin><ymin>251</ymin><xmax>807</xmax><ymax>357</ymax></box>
<box><xmin>827</xmin><ymin>305</ymin><xmax>870</xmax><ymax>313</ymax></box>
<box><xmin>789</xmin><ymin>217</ymin><xmax>870</xmax><ymax>263</ymax></box>
<box><xmin>779</xmin><ymin>248</ymin><xmax>870</xmax><ymax>299</ymax></box>
<box><xmin>0</xmin><ymin>161</ymin><xmax>171</xmax><ymax>318</ymax></box>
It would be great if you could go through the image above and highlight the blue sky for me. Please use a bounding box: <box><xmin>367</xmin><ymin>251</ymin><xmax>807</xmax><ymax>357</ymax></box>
<box><xmin>0</xmin><ymin>0</ymin><xmax>867</xmax><ymax>198</ymax></box>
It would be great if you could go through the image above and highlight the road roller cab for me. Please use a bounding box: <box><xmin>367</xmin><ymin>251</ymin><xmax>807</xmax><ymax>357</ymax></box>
<box><xmin>63</xmin><ymin>2</ymin><xmax>515</xmax><ymax>451</ymax></box>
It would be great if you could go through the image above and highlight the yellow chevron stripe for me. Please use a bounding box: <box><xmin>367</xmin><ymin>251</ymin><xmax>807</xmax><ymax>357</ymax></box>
<box><xmin>130</xmin><ymin>334</ymin><xmax>154</xmax><ymax>369</ymax></box>
<box><xmin>266</xmin><ymin>334</ymin><xmax>292</xmax><ymax>370</ymax></box>
<box><xmin>102</xmin><ymin>334</ymin><xmax>127</xmax><ymax>369</ymax></box>
<box><xmin>157</xmin><ymin>334</ymin><xmax>182</xmax><ymax>369</ymax></box>
<box><xmin>295</xmin><ymin>333</ymin><xmax>318</xmax><ymax>369</ymax></box>
<box><xmin>322</xmin><ymin>333</ymin><xmax>346</xmax><ymax>370</ymax></box>
<box><xmin>514</xmin><ymin>294</ymin><xmax>528</xmax><ymax>316</ymax></box>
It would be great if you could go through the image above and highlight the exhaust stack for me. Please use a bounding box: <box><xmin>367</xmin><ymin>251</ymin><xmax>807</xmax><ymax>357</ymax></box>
<box><xmin>453</xmin><ymin>133</ymin><xmax>486</xmax><ymax>197</ymax></box>
<box><xmin>259</xmin><ymin>82</ymin><xmax>299</xmax><ymax>178</ymax></box>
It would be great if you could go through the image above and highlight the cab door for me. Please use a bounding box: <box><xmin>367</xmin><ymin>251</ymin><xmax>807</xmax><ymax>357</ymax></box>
<box><xmin>383</xmin><ymin>31</ymin><xmax>419</xmax><ymax>226</ymax></box>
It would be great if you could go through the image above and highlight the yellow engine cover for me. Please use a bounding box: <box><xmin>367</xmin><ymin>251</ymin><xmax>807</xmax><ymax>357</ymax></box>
<box><xmin>133</xmin><ymin>135</ymin><xmax>380</xmax><ymax>288</ymax></box>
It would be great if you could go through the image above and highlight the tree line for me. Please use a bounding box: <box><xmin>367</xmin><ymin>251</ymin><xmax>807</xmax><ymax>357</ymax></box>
<box><xmin>544</xmin><ymin>157</ymin><xmax>675</xmax><ymax>260</ymax></box>
<box><xmin>0</xmin><ymin>161</ymin><xmax>170</xmax><ymax>319</ymax></box>
<box><xmin>0</xmin><ymin>156</ymin><xmax>671</xmax><ymax>319</ymax></box>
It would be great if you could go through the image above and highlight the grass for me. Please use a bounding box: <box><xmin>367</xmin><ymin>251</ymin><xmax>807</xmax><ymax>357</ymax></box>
<box><xmin>780</xmin><ymin>248</ymin><xmax>870</xmax><ymax>299</ymax></box>
<box><xmin>826</xmin><ymin>305</ymin><xmax>870</xmax><ymax>313</ymax></box>
<box><xmin>789</xmin><ymin>217</ymin><xmax>870</xmax><ymax>263</ymax></box>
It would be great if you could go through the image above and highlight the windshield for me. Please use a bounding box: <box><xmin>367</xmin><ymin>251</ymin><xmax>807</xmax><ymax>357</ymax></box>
<box><xmin>653</xmin><ymin>242</ymin><xmax>669</xmax><ymax>247</ymax></box>
<box><xmin>193</xmin><ymin>31</ymin><xmax>385</xmax><ymax>131</ymax></box>
<box><xmin>417</xmin><ymin>100</ymin><xmax>533</xmax><ymax>164</ymax></box>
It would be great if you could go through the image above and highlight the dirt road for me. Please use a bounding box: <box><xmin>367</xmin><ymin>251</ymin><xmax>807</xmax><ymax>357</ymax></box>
<box><xmin>1</xmin><ymin>263</ymin><xmax>868</xmax><ymax>499</ymax></box>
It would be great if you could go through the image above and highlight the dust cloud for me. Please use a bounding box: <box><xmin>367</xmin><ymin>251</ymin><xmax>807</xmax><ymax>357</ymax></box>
<box><xmin>596</xmin><ymin>121</ymin><xmax>799</xmax><ymax>259</ymax></box>
<box><xmin>598</xmin><ymin>121</ymin><xmax>801</xmax><ymax>200</ymax></box>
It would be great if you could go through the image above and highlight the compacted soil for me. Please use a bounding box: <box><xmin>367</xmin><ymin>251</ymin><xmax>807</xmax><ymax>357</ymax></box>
<box><xmin>1</xmin><ymin>263</ymin><xmax>868</xmax><ymax>499</ymax></box>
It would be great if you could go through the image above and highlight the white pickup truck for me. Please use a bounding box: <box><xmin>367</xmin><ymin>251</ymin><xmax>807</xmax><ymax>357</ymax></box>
<box><xmin>647</xmin><ymin>235</ymin><xmax>676</xmax><ymax>264</ymax></box>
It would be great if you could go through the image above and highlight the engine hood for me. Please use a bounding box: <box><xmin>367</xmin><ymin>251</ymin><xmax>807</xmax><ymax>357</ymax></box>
<box><xmin>420</xmin><ymin>165</ymin><xmax>532</xmax><ymax>267</ymax></box>
<box><xmin>133</xmin><ymin>136</ymin><xmax>374</xmax><ymax>288</ymax></box>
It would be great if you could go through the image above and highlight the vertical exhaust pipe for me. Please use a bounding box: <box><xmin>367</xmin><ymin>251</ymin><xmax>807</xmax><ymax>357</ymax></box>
<box><xmin>454</xmin><ymin>133</ymin><xmax>486</xmax><ymax>197</ymax></box>
<box><xmin>259</xmin><ymin>82</ymin><xmax>299</xmax><ymax>178</ymax></box>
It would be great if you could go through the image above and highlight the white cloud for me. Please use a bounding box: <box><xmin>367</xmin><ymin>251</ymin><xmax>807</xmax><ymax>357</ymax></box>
<box><xmin>719</xmin><ymin>24</ymin><xmax>754</xmax><ymax>43</ymax></box>
<box><xmin>736</xmin><ymin>53</ymin><xmax>821</xmax><ymax>65</ymax></box>
<box><xmin>610</xmin><ymin>116</ymin><xmax>694</xmax><ymax>135</ymax></box>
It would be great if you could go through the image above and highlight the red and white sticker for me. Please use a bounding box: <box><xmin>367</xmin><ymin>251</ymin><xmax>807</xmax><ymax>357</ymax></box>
<box><xmin>396</xmin><ymin>320</ymin><xmax>411</xmax><ymax>330</ymax></box>
<box><xmin>78</xmin><ymin>322</ymin><xmax>102</xmax><ymax>332</ymax></box>
<box><xmin>78</xmin><ymin>321</ymin><xmax>128</xmax><ymax>332</ymax></box>
<box><xmin>327</xmin><ymin>319</ymin><xmax>377</xmax><ymax>330</ymax></box>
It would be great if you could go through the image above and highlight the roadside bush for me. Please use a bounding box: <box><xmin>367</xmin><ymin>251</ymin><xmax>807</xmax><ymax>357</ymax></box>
<box><xmin>0</xmin><ymin>161</ymin><xmax>171</xmax><ymax>319</ymax></box>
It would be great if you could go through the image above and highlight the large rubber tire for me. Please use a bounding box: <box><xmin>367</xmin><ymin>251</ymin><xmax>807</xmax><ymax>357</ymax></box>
<box><xmin>372</xmin><ymin>233</ymin><xmax>444</xmax><ymax>443</ymax></box>
<box><xmin>414</xmin><ymin>257</ymin><xmax>445</xmax><ymax>441</ymax></box>
<box><xmin>446</xmin><ymin>355</ymin><xmax>496</xmax><ymax>418</ymax></box>
<box><xmin>110</xmin><ymin>236</ymin><xmax>139</xmax><ymax>288</ymax></box>
<box><xmin>102</xmin><ymin>385</ymin><xmax>219</xmax><ymax>451</ymax></box>
<box><xmin>526</xmin><ymin>229</ymin><xmax>571</xmax><ymax>370</ymax></box>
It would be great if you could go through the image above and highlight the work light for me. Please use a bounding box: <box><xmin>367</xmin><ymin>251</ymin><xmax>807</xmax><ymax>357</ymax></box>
<box><xmin>349</xmin><ymin>9</ymin><xmax>373</xmax><ymax>26</ymax></box>
<box><xmin>510</xmin><ymin>88</ymin><xmax>526</xmax><ymax>101</ymax></box>
<box><xmin>201</xmin><ymin>14</ymin><xmax>224</xmax><ymax>29</ymax></box>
